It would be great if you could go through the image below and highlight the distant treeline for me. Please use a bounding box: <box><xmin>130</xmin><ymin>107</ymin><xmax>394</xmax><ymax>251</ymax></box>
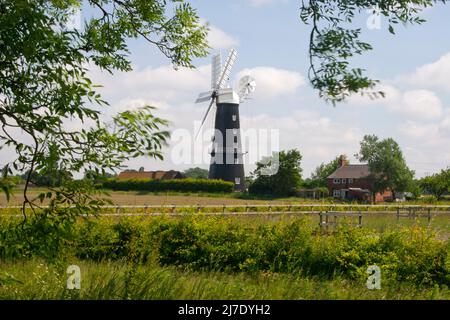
<box><xmin>102</xmin><ymin>178</ymin><xmax>234</xmax><ymax>193</ymax></box>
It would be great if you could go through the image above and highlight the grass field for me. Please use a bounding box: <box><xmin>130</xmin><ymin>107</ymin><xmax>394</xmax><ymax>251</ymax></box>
<box><xmin>1</xmin><ymin>190</ymin><xmax>450</xmax><ymax>300</ymax></box>
<box><xmin>1</xmin><ymin>260</ymin><xmax>449</xmax><ymax>300</ymax></box>
<box><xmin>3</xmin><ymin>189</ymin><xmax>450</xmax><ymax>207</ymax></box>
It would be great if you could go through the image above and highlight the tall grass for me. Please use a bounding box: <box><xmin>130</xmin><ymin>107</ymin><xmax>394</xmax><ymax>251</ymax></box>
<box><xmin>1</xmin><ymin>260</ymin><xmax>449</xmax><ymax>300</ymax></box>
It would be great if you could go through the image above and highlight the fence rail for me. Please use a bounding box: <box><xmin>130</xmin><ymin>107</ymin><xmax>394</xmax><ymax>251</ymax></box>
<box><xmin>1</xmin><ymin>204</ymin><xmax>450</xmax><ymax>210</ymax></box>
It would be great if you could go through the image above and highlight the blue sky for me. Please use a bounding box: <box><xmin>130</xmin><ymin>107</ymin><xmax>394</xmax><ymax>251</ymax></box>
<box><xmin>69</xmin><ymin>1</ymin><xmax>450</xmax><ymax>177</ymax></box>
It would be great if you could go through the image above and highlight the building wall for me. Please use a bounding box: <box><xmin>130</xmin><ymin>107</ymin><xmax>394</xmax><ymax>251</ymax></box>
<box><xmin>327</xmin><ymin>178</ymin><xmax>393</xmax><ymax>203</ymax></box>
<box><xmin>327</xmin><ymin>178</ymin><xmax>372</xmax><ymax>192</ymax></box>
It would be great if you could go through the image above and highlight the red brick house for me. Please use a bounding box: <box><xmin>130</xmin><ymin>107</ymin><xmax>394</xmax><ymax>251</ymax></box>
<box><xmin>327</xmin><ymin>157</ymin><xmax>393</xmax><ymax>203</ymax></box>
<box><xmin>118</xmin><ymin>170</ymin><xmax>184</xmax><ymax>180</ymax></box>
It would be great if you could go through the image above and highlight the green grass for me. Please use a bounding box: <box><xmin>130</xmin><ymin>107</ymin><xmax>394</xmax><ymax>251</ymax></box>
<box><xmin>1</xmin><ymin>259</ymin><xmax>449</xmax><ymax>300</ymax></box>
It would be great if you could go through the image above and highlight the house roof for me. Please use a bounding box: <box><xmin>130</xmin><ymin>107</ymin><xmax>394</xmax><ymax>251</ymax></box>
<box><xmin>327</xmin><ymin>164</ymin><xmax>370</xmax><ymax>179</ymax></box>
<box><xmin>118</xmin><ymin>170</ymin><xmax>184</xmax><ymax>180</ymax></box>
<box><xmin>118</xmin><ymin>172</ymin><xmax>153</xmax><ymax>179</ymax></box>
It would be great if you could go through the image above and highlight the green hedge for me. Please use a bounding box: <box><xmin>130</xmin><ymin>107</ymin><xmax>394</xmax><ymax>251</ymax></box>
<box><xmin>2</xmin><ymin>216</ymin><xmax>449</xmax><ymax>286</ymax></box>
<box><xmin>102</xmin><ymin>178</ymin><xmax>234</xmax><ymax>193</ymax></box>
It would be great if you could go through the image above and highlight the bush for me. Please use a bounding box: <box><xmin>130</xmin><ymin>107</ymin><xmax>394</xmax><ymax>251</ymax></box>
<box><xmin>1</xmin><ymin>216</ymin><xmax>449</xmax><ymax>286</ymax></box>
<box><xmin>102</xmin><ymin>178</ymin><xmax>234</xmax><ymax>193</ymax></box>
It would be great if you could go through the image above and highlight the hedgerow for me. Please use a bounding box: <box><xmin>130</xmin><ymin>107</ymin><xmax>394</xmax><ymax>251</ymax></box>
<box><xmin>102</xmin><ymin>178</ymin><xmax>234</xmax><ymax>193</ymax></box>
<box><xmin>0</xmin><ymin>216</ymin><xmax>449</xmax><ymax>286</ymax></box>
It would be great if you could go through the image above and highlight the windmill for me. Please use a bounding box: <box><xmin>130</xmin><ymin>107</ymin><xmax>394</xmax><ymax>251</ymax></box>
<box><xmin>195</xmin><ymin>49</ymin><xmax>256</xmax><ymax>191</ymax></box>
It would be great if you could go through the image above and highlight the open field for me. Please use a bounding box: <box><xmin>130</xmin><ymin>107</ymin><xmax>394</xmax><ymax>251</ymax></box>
<box><xmin>2</xmin><ymin>190</ymin><xmax>450</xmax><ymax>239</ymax></box>
<box><xmin>1</xmin><ymin>260</ymin><xmax>449</xmax><ymax>300</ymax></box>
<box><xmin>1</xmin><ymin>190</ymin><xmax>450</xmax><ymax>300</ymax></box>
<box><xmin>3</xmin><ymin>189</ymin><xmax>450</xmax><ymax>207</ymax></box>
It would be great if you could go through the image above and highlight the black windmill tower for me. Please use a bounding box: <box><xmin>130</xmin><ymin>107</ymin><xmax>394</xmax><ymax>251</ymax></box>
<box><xmin>195</xmin><ymin>49</ymin><xmax>256</xmax><ymax>191</ymax></box>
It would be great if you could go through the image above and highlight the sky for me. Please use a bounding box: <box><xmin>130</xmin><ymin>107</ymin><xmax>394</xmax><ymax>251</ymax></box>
<box><xmin>4</xmin><ymin>1</ymin><xmax>450</xmax><ymax>178</ymax></box>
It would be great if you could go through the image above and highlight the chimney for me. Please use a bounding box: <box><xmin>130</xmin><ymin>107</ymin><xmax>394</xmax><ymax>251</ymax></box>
<box><xmin>339</xmin><ymin>155</ymin><xmax>347</xmax><ymax>167</ymax></box>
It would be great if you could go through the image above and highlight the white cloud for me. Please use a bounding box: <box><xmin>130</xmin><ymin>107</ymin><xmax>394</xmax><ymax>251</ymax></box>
<box><xmin>239</xmin><ymin>109</ymin><xmax>363</xmax><ymax>174</ymax></box>
<box><xmin>348</xmin><ymin>85</ymin><xmax>443</xmax><ymax>120</ymax></box>
<box><xmin>236</xmin><ymin>67</ymin><xmax>305</xmax><ymax>99</ymax></box>
<box><xmin>207</xmin><ymin>24</ymin><xmax>239</xmax><ymax>49</ymax></box>
<box><xmin>404</xmin><ymin>52</ymin><xmax>450</xmax><ymax>92</ymax></box>
<box><xmin>347</xmin><ymin>84</ymin><xmax>401</xmax><ymax>106</ymax></box>
<box><xmin>398</xmin><ymin>121</ymin><xmax>439</xmax><ymax>139</ymax></box>
<box><xmin>89</xmin><ymin>64</ymin><xmax>209</xmax><ymax>108</ymax></box>
<box><xmin>389</xmin><ymin>89</ymin><xmax>443</xmax><ymax>119</ymax></box>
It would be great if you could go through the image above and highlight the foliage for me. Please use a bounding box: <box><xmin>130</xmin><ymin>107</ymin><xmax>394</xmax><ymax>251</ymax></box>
<box><xmin>419</xmin><ymin>168</ymin><xmax>450</xmax><ymax>200</ymax></box>
<box><xmin>20</xmin><ymin>168</ymin><xmax>73</xmax><ymax>188</ymax></box>
<box><xmin>1</xmin><ymin>216</ymin><xmax>449</xmax><ymax>287</ymax></box>
<box><xmin>84</xmin><ymin>170</ymin><xmax>116</xmax><ymax>184</ymax></box>
<box><xmin>183</xmin><ymin>167</ymin><xmax>209</xmax><ymax>179</ymax></box>
<box><xmin>356</xmin><ymin>135</ymin><xmax>415</xmax><ymax>198</ymax></box>
<box><xmin>2</xmin><ymin>259</ymin><xmax>450</xmax><ymax>300</ymax></box>
<box><xmin>249</xmin><ymin>150</ymin><xmax>303</xmax><ymax>196</ymax></box>
<box><xmin>300</xmin><ymin>0</ymin><xmax>444</xmax><ymax>104</ymax></box>
<box><xmin>308</xmin><ymin>155</ymin><xmax>346</xmax><ymax>188</ymax></box>
<box><xmin>0</xmin><ymin>0</ymin><xmax>209</xmax><ymax>253</ymax></box>
<box><xmin>103</xmin><ymin>178</ymin><xmax>234</xmax><ymax>193</ymax></box>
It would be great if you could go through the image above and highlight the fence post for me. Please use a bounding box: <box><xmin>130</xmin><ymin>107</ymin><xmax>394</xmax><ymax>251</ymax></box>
<box><xmin>171</xmin><ymin>205</ymin><xmax>176</xmax><ymax>214</ymax></box>
<box><xmin>319</xmin><ymin>211</ymin><xmax>323</xmax><ymax>229</ymax></box>
<box><xmin>223</xmin><ymin>204</ymin><xmax>226</xmax><ymax>214</ymax></box>
<box><xmin>358</xmin><ymin>212</ymin><xmax>362</xmax><ymax>227</ymax></box>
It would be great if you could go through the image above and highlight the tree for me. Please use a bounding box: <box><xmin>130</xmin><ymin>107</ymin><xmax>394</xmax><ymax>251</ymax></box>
<box><xmin>309</xmin><ymin>155</ymin><xmax>347</xmax><ymax>188</ymax></box>
<box><xmin>355</xmin><ymin>135</ymin><xmax>415</xmax><ymax>200</ymax></box>
<box><xmin>300</xmin><ymin>1</ymin><xmax>445</xmax><ymax>104</ymax></box>
<box><xmin>183</xmin><ymin>167</ymin><xmax>209</xmax><ymax>179</ymax></box>
<box><xmin>419</xmin><ymin>168</ymin><xmax>450</xmax><ymax>200</ymax></box>
<box><xmin>84</xmin><ymin>170</ymin><xmax>116</xmax><ymax>184</ymax></box>
<box><xmin>0</xmin><ymin>0</ymin><xmax>208</xmax><ymax>256</ymax></box>
<box><xmin>249</xmin><ymin>150</ymin><xmax>303</xmax><ymax>196</ymax></box>
<box><xmin>21</xmin><ymin>168</ymin><xmax>73</xmax><ymax>188</ymax></box>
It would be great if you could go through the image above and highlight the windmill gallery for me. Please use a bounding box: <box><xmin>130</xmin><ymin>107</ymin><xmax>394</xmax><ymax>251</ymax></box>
<box><xmin>194</xmin><ymin>49</ymin><xmax>256</xmax><ymax>191</ymax></box>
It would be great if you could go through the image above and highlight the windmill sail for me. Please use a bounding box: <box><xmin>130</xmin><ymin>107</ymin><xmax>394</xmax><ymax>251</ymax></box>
<box><xmin>211</xmin><ymin>53</ymin><xmax>222</xmax><ymax>90</ymax></box>
<box><xmin>217</xmin><ymin>49</ymin><xmax>237</xmax><ymax>89</ymax></box>
<box><xmin>195</xmin><ymin>98</ymin><xmax>215</xmax><ymax>139</ymax></box>
<box><xmin>195</xmin><ymin>91</ymin><xmax>213</xmax><ymax>104</ymax></box>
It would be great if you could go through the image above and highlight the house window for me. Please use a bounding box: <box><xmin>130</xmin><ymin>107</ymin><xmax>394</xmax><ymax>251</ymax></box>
<box><xmin>333</xmin><ymin>189</ymin><xmax>341</xmax><ymax>197</ymax></box>
<box><xmin>333</xmin><ymin>179</ymin><xmax>341</xmax><ymax>184</ymax></box>
<box><xmin>341</xmin><ymin>178</ymin><xmax>346</xmax><ymax>184</ymax></box>
<box><xmin>348</xmin><ymin>178</ymin><xmax>353</xmax><ymax>184</ymax></box>
<box><xmin>234</xmin><ymin>136</ymin><xmax>238</xmax><ymax>143</ymax></box>
<box><xmin>232</xmin><ymin>115</ymin><xmax>237</xmax><ymax>122</ymax></box>
<box><xmin>235</xmin><ymin>177</ymin><xmax>241</xmax><ymax>185</ymax></box>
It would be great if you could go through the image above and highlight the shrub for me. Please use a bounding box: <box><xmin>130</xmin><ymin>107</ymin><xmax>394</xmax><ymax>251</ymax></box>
<box><xmin>1</xmin><ymin>216</ymin><xmax>449</xmax><ymax>287</ymax></box>
<box><xmin>102</xmin><ymin>178</ymin><xmax>234</xmax><ymax>193</ymax></box>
